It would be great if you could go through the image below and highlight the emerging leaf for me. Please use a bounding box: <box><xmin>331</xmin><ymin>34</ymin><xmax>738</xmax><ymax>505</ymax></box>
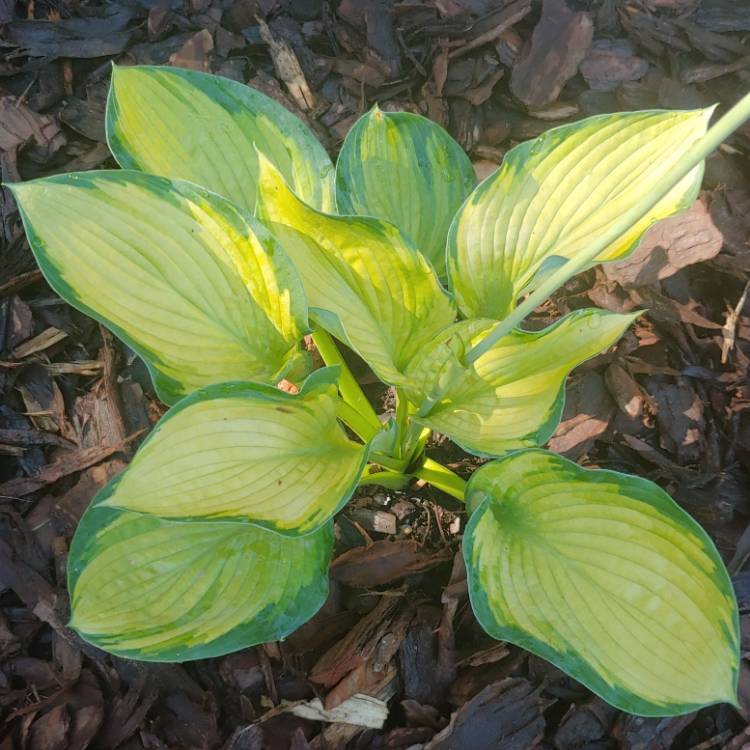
<box><xmin>99</xmin><ymin>369</ymin><xmax>367</xmax><ymax>536</ymax></box>
<box><xmin>10</xmin><ymin>170</ymin><xmax>308</xmax><ymax>404</ymax></box>
<box><xmin>69</xmin><ymin>504</ymin><xmax>333</xmax><ymax>661</ymax></box>
<box><xmin>448</xmin><ymin>108</ymin><xmax>713</xmax><ymax>319</ymax></box>
<box><xmin>403</xmin><ymin>309</ymin><xmax>637</xmax><ymax>456</ymax></box>
<box><xmin>336</xmin><ymin>106</ymin><xmax>476</xmax><ymax>275</ymax></box>
<box><xmin>107</xmin><ymin>65</ymin><xmax>335</xmax><ymax>213</ymax></box>
<box><xmin>464</xmin><ymin>450</ymin><xmax>739</xmax><ymax>716</ymax></box>
<box><xmin>256</xmin><ymin>156</ymin><xmax>456</xmax><ymax>386</ymax></box>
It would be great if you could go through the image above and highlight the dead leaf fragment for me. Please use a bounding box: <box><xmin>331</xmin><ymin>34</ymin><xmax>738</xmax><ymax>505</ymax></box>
<box><xmin>649</xmin><ymin>378</ymin><xmax>705</xmax><ymax>464</ymax></box>
<box><xmin>8</xmin><ymin>296</ymin><xmax>33</xmax><ymax>349</ymax></box>
<box><xmin>289</xmin><ymin>694</ymin><xmax>389</xmax><ymax>728</ymax></box>
<box><xmin>0</xmin><ymin>432</ymin><xmax>141</xmax><ymax>498</ymax></box>
<box><xmin>4</xmin><ymin>6</ymin><xmax>134</xmax><ymax>58</ymax></box>
<box><xmin>259</xmin><ymin>19</ymin><xmax>317</xmax><ymax>111</ymax></box>
<box><xmin>448</xmin><ymin>0</ymin><xmax>531</xmax><ymax>60</ymax></box>
<box><xmin>12</xmin><ymin>327</ymin><xmax>68</xmax><ymax>359</ymax></box>
<box><xmin>548</xmin><ymin>372</ymin><xmax>615</xmax><ymax>459</ymax></box>
<box><xmin>722</xmin><ymin>281</ymin><xmax>750</xmax><ymax>364</ymax></box>
<box><xmin>28</xmin><ymin>705</ymin><xmax>70</xmax><ymax>750</ymax></box>
<box><xmin>604</xmin><ymin>362</ymin><xmax>646</xmax><ymax>419</ymax></box>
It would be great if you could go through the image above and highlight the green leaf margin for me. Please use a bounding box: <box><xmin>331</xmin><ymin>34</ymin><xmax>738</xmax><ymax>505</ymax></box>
<box><xmin>68</xmin><ymin>498</ymin><xmax>334</xmax><ymax>662</ymax></box>
<box><xmin>9</xmin><ymin>170</ymin><xmax>309</xmax><ymax>405</ymax></box>
<box><xmin>463</xmin><ymin>449</ymin><xmax>741</xmax><ymax>717</ymax></box>
<box><xmin>99</xmin><ymin>366</ymin><xmax>369</xmax><ymax>536</ymax></box>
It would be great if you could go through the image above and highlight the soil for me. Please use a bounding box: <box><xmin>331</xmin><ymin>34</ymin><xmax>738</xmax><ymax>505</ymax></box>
<box><xmin>1</xmin><ymin>0</ymin><xmax>750</xmax><ymax>747</ymax></box>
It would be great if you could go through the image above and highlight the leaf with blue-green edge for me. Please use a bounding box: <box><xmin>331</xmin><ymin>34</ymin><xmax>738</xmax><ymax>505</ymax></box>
<box><xmin>97</xmin><ymin>367</ymin><xmax>368</xmax><ymax>536</ymax></box>
<box><xmin>68</xmin><ymin>499</ymin><xmax>333</xmax><ymax>662</ymax></box>
<box><xmin>106</xmin><ymin>64</ymin><xmax>334</xmax><ymax>212</ymax></box>
<box><xmin>9</xmin><ymin>170</ymin><xmax>308</xmax><ymax>404</ymax></box>
<box><xmin>463</xmin><ymin>449</ymin><xmax>740</xmax><ymax>716</ymax></box>
<box><xmin>335</xmin><ymin>106</ymin><xmax>476</xmax><ymax>275</ymax></box>
<box><xmin>448</xmin><ymin>108</ymin><xmax>713</xmax><ymax>320</ymax></box>
<box><xmin>402</xmin><ymin>309</ymin><xmax>638</xmax><ymax>456</ymax></box>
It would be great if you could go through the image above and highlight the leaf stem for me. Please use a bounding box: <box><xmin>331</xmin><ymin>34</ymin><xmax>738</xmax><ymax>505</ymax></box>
<box><xmin>412</xmin><ymin>458</ymin><xmax>466</xmax><ymax>502</ymax></box>
<box><xmin>465</xmin><ymin>92</ymin><xmax>750</xmax><ymax>365</ymax></box>
<box><xmin>312</xmin><ymin>329</ymin><xmax>382</xmax><ymax>434</ymax></box>
<box><xmin>336</xmin><ymin>401</ymin><xmax>380</xmax><ymax>442</ymax></box>
<box><xmin>394</xmin><ymin>389</ymin><xmax>410</xmax><ymax>459</ymax></box>
<box><xmin>372</xmin><ymin>446</ymin><xmax>413</xmax><ymax>471</ymax></box>
<box><xmin>359</xmin><ymin>458</ymin><xmax>466</xmax><ymax>500</ymax></box>
<box><xmin>415</xmin><ymin>427</ymin><xmax>432</xmax><ymax>454</ymax></box>
<box><xmin>359</xmin><ymin>468</ymin><xmax>413</xmax><ymax>490</ymax></box>
<box><xmin>406</xmin><ymin>425</ymin><xmax>432</xmax><ymax>465</ymax></box>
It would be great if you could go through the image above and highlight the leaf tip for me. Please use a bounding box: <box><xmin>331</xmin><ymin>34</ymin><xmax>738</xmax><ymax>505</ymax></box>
<box><xmin>109</xmin><ymin>62</ymin><xmax>136</xmax><ymax>90</ymax></box>
<box><xmin>702</xmin><ymin>102</ymin><xmax>720</xmax><ymax>123</ymax></box>
<box><xmin>254</xmin><ymin>149</ymin><xmax>290</xmax><ymax>215</ymax></box>
<box><xmin>593</xmin><ymin>308</ymin><xmax>643</xmax><ymax>340</ymax></box>
<box><xmin>709</xmin><ymin>661</ymin><xmax>740</xmax><ymax>711</ymax></box>
<box><xmin>725</xmin><ymin>692</ymin><xmax>742</xmax><ymax>711</ymax></box>
<box><xmin>5</xmin><ymin>179</ymin><xmax>38</xmax><ymax>209</ymax></box>
<box><xmin>625</xmin><ymin>308</ymin><xmax>646</xmax><ymax>325</ymax></box>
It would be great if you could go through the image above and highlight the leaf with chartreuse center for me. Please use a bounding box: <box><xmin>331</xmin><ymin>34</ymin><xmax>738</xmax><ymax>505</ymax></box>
<box><xmin>464</xmin><ymin>449</ymin><xmax>739</xmax><ymax>716</ymax></box>
<box><xmin>336</xmin><ymin>106</ymin><xmax>476</xmax><ymax>275</ymax></box>
<box><xmin>68</xmin><ymin>502</ymin><xmax>333</xmax><ymax>662</ymax></box>
<box><xmin>106</xmin><ymin>65</ymin><xmax>334</xmax><ymax>213</ymax></box>
<box><xmin>10</xmin><ymin>170</ymin><xmax>308</xmax><ymax>405</ymax></box>
<box><xmin>403</xmin><ymin>309</ymin><xmax>638</xmax><ymax>457</ymax></box>
<box><xmin>98</xmin><ymin>368</ymin><xmax>367</xmax><ymax>536</ymax></box>
<box><xmin>448</xmin><ymin>108</ymin><xmax>713</xmax><ymax>320</ymax></box>
<box><xmin>256</xmin><ymin>156</ymin><xmax>456</xmax><ymax>387</ymax></box>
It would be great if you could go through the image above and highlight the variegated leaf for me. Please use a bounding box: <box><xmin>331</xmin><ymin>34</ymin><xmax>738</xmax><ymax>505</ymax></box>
<box><xmin>256</xmin><ymin>156</ymin><xmax>456</xmax><ymax>386</ymax></box>
<box><xmin>10</xmin><ymin>170</ymin><xmax>308</xmax><ymax>404</ymax></box>
<box><xmin>336</xmin><ymin>106</ymin><xmax>475</xmax><ymax>274</ymax></box>
<box><xmin>448</xmin><ymin>109</ymin><xmax>713</xmax><ymax>319</ymax></box>
<box><xmin>69</xmin><ymin>504</ymin><xmax>333</xmax><ymax>661</ymax></box>
<box><xmin>464</xmin><ymin>449</ymin><xmax>739</xmax><ymax>715</ymax></box>
<box><xmin>107</xmin><ymin>64</ymin><xmax>335</xmax><ymax>212</ymax></box>
<box><xmin>99</xmin><ymin>369</ymin><xmax>367</xmax><ymax>536</ymax></box>
<box><xmin>403</xmin><ymin>309</ymin><xmax>637</xmax><ymax>456</ymax></box>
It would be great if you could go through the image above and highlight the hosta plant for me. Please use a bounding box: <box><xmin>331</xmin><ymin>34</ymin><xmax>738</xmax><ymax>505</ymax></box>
<box><xmin>11</xmin><ymin>65</ymin><xmax>750</xmax><ymax>716</ymax></box>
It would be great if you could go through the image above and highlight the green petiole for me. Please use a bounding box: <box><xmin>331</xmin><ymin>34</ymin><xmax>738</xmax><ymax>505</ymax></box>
<box><xmin>411</xmin><ymin>458</ymin><xmax>466</xmax><ymax>502</ymax></box>
<box><xmin>394</xmin><ymin>389</ymin><xmax>410</xmax><ymax>460</ymax></box>
<box><xmin>312</xmin><ymin>329</ymin><xmax>382</xmax><ymax>435</ymax></box>
<box><xmin>359</xmin><ymin>468</ymin><xmax>413</xmax><ymax>490</ymax></box>
<box><xmin>336</xmin><ymin>400</ymin><xmax>381</xmax><ymax>442</ymax></box>
<box><xmin>360</xmin><ymin>457</ymin><xmax>466</xmax><ymax>502</ymax></box>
